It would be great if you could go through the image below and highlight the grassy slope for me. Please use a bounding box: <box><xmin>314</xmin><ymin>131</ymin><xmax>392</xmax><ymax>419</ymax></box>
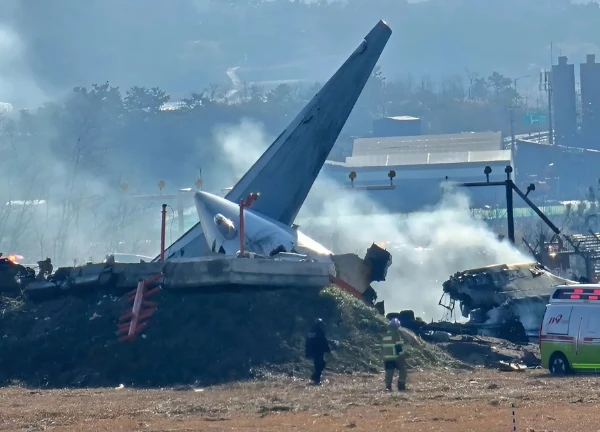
<box><xmin>0</xmin><ymin>286</ymin><xmax>452</xmax><ymax>388</ymax></box>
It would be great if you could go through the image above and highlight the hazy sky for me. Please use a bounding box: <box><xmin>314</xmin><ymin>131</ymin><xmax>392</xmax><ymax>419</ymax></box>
<box><xmin>0</xmin><ymin>0</ymin><xmax>598</xmax><ymax>107</ymax></box>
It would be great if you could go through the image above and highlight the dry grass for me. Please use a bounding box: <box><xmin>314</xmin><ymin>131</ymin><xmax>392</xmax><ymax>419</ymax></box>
<box><xmin>2</xmin><ymin>368</ymin><xmax>600</xmax><ymax>431</ymax></box>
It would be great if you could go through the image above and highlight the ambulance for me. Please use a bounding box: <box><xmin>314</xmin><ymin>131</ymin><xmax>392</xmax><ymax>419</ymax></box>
<box><xmin>540</xmin><ymin>285</ymin><xmax>600</xmax><ymax>375</ymax></box>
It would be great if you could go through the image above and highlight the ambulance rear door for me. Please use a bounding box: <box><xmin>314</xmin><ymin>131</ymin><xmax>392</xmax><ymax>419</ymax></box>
<box><xmin>542</xmin><ymin>305</ymin><xmax>576</xmax><ymax>360</ymax></box>
<box><xmin>571</xmin><ymin>306</ymin><xmax>600</xmax><ymax>370</ymax></box>
<box><xmin>543</xmin><ymin>305</ymin><xmax>573</xmax><ymax>336</ymax></box>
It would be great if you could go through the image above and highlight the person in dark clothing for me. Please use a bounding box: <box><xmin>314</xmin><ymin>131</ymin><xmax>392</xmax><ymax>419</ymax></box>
<box><xmin>305</xmin><ymin>318</ymin><xmax>331</xmax><ymax>385</ymax></box>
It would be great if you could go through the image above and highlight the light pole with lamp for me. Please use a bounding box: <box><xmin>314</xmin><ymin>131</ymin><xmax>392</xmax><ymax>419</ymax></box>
<box><xmin>510</xmin><ymin>75</ymin><xmax>530</xmax><ymax>148</ymax></box>
<box><xmin>514</xmin><ymin>75</ymin><xmax>530</xmax><ymax>98</ymax></box>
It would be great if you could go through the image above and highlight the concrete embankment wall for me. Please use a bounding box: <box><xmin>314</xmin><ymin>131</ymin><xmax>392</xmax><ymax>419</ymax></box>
<box><xmin>25</xmin><ymin>257</ymin><xmax>336</xmax><ymax>300</ymax></box>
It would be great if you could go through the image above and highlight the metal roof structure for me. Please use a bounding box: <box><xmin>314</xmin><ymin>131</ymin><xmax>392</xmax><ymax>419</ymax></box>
<box><xmin>352</xmin><ymin>131</ymin><xmax>502</xmax><ymax>156</ymax></box>
<box><xmin>343</xmin><ymin>149</ymin><xmax>511</xmax><ymax>168</ymax></box>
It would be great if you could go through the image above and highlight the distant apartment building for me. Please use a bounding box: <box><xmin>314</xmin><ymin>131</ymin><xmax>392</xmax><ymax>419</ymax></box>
<box><xmin>580</xmin><ymin>54</ymin><xmax>600</xmax><ymax>149</ymax></box>
<box><xmin>552</xmin><ymin>56</ymin><xmax>578</xmax><ymax>146</ymax></box>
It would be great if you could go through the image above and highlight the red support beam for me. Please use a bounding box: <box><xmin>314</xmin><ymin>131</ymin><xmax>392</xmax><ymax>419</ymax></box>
<box><xmin>160</xmin><ymin>204</ymin><xmax>167</xmax><ymax>261</ymax></box>
<box><xmin>118</xmin><ymin>273</ymin><xmax>163</xmax><ymax>342</ymax></box>
<box><xmin>239</xmin><ymin>200</ymin><xmax>245</xmax><ymax>255</ymax></box>
<box><xmin>127</xmin><ymin>279</ymin><xmax>146</xmax><ymax>337</ymax></box>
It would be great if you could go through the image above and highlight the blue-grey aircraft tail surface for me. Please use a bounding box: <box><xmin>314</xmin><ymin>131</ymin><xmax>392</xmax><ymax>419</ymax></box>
<box><xmin>159</xmin><ymin>20</ymin><xmax>392</xmax><ymax>260</ymax></box>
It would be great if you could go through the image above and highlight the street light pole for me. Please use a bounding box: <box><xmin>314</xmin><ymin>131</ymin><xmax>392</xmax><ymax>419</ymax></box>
<box><xmin>511</xmin><ymin>75</ymin><xmax>530</xmax><ymax>148</ymax></box>
<box><xmin>514</xmin><ymin>75</ymin><xmax>530</xmax><ymax>97</ymax></box>
<box><xmin>541</xmin><ymin>69</ymin><xmax>554</xmax><ymax>145</ymax></box>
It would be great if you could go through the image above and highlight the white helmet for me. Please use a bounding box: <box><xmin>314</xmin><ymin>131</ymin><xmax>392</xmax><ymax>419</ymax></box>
<box><xmin>389</xmin><ymin>318</ymin><xmax>401</xmax><ymax>328</ymax></box>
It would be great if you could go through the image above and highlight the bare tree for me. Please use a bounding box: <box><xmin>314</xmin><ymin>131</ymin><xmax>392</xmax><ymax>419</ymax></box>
<box><xmin>0</xmin><ymin>113</ymin><xmax>41</xmax><ymax>254</ymax></box>
<box><xmin>239</xmin><ymin>81</ymin><xmax>251</xmax><ymax>104</ymax></box>
<box><xmin>465</xmin><ymin>69</ymin><xmax>479</xmax><ymax>100</ymax></box>
<box><xmin>440</xmin><ymin>75</ymin><xmax>466</xmax><ymax>101</ymax></box>
<box><xmin>207</xmin><ymin>83</ymin><xmax>221</xmax><ymax>101</ymax></box>
<box><xmin>421</xmin><ymin>75</ymin><xmax>434</xmax><ymax>93</ymax></box>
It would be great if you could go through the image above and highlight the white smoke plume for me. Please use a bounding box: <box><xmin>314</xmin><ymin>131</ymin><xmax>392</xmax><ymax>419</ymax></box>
<box><xmin>213</xmin><ymin>118</ymin><xmax>271</xmax><ymax>183</ymax></box>
<box><xmin>0</xmin><ymin>24</ymin><xmax>159</xmax><ymax>265</ymax></box>
<box><xmin>215</xmin><ymin>120</ymin><xmax>532</xmax><ymax>320</ymax></box>
<box><xmin>0</xmin><ymin>24</ymin><xmax>50</xmax><ymax>107</ymax></box>
<box><xmin>299</xmin><ymin>178</ymin><xmax>532</xmax><ymax>320</ymax></box>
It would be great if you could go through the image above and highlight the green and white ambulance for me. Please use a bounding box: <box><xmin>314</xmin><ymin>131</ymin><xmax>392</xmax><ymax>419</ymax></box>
<box><xmin>540</xmin><ymin>285</ymin><xmax>600</xmax><ymax>375</ymax></box>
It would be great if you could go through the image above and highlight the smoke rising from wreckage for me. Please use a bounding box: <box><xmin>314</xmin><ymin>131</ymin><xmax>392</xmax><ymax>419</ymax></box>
<box><xmin>441</xmin><ymin>261</ymin><xmax>577</xmax><ymax>341</ymax></box>
<box><xmin>0</xmin><ymin>17</ymin><xmax>568</xmax><ymax>382</ymax></box>
<box><xmin>159</xmin><ymin>20</ymin><xmax>392</xmax><ymax>263</ymax></box>
<box><xmin>0</xmin><ymin>21</ymin><xmax>394</xmax><ymax>305</ymax></box>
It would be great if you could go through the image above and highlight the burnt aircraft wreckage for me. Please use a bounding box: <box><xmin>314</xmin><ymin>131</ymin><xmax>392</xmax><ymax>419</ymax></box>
<box><xmin>159</xmin><ymin>20</ymin><xmax>392</xmax><ymax>262</ymax></box>
<box><xmin>2</xmin><ymin>21</ymin><xmax>393</xmax><ymax>304</ymax></box>
<box><xmin>152</xmin><ymin>20</ymin><xmax>394</xmax><ymax>296</ymax></box>
<box><xmin>441</xmin><ymin>261</ymin><xmax>576</xmax><ymax>341</ymax></box>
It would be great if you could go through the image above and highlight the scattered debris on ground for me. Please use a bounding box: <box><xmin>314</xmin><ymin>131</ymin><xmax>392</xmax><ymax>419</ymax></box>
<box><xmin>435</xmin><ymin>334</ymin><xmax>540</xmax><ymax>369</ymax></box>
<box><xmin>387</xmin><ymin>309</ymin><xmax>540</xmax><ymax>369</ymax></box>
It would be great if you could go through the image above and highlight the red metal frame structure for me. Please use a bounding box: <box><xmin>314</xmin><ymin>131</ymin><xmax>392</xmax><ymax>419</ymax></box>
<box><xmin>160</xmin><ymin>204</ymin><xmax>167</xmax><ymax>261</ymax></box>
<box><xmin>239</xmin><ymin>193</ymin><xmax>259</xmax><ymax>255</ymax></box>
<box><xmin>118</xmin><ymin>273</ymin><xmax>163</xmax><ymax>342</ymax></box>
<box><xmin>239</xmin><ymin>199</ymin><xmax>246</xmax><ymax>255</ymax></box>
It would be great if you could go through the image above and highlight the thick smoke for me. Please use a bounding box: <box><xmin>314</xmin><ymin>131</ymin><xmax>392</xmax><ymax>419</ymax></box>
<box><xmin>213</xmin><ymin>118</ymin><xmax>272</xmax><ymax>183</ymax></box>
<box><xmin>298</xmin><ymin>178</ymin><xmax>531</xmax><ymax>320</ymax></box>
<box><xmin>0</xmin><ymin>145</ymin><xmax>160</xmax><ymax>266</ymax></box>
<box><xmin>215</xmin><ymin>120</ymin><xmax>532</xmax><ymax>320</ymax></box>
<box><xmin>0</xmin><ymin>23</ymin><xmax>50</xmax><ymax>107</ymax></box>
<box><xmin>0</xmin><ymin>27</ymin><xmax>160</xmax><ymax>265</ymax></box>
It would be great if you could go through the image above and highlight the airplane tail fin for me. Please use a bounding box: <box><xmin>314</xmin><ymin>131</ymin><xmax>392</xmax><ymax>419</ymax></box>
<box><xmin>226</xmin><ymin>20</ymin><xmax>392</xmax><ymax>225</ymax></box>
<box><xmin>158</xmin><ymin>20</ymin><xmax>392</xmax><ymax>261</ymax></box>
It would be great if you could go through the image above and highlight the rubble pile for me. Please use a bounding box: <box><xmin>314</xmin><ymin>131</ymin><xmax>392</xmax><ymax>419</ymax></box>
<box><xmin>441</xmin><ymin>262</ymin><xmax>576</xmax><ymax>339</ymax></box>
<box><xmin>388</xmin><ymin>309</ymin><xmax>541</xmax><ymax>369</ymax></box>
<box><xmin>435</xmin><ymin>335</ymin><xmax>540</xmax><ymax>369</ymax></box>
<box><xmin>0</xmin><ymin>286</ymin><xmax>451</xmax><ymax>388</ymax></box>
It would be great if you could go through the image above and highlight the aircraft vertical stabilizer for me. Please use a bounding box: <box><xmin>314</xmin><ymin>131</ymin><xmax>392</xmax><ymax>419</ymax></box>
<box><xmin>160</xmin><ymin>20</ymin><xmax>392</xmax><ymax>260</ymax></box>
<box><xmin>226</xmin><ymin>20</ymin><xmax>391</xmax><ymax>224</ymax></box>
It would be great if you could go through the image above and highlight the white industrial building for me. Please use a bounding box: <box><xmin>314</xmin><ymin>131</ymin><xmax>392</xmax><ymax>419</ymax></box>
<box><xmin>320</xmin><ymin>131</ymin><xmax>512</xmax><ymax>212</ymax></box>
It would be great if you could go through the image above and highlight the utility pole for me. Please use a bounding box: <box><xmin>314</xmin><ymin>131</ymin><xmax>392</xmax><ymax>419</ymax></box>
<box><xmin>541</xmin><ymin>69</ymin><xmax>554</xmax><ymax>145</ymax></box>
<box><xmin>452</xmin><ymin>165</ymin><xmax>567</xmax><ymax>245</ymax></box>
<box><xmin>511</xmin><ymin>79</ymin><xmax>517</xmax><ymax>148</ymax></box>
<box><xmin>550</xmin><ymin>42</ymin><xmax>554</xmax><ymax>145</ymax></box>
<box><xmin>453</xmin><ymin>165</ymin><xmax>517</xmax><ymax>243</ymax></box>
<box><xmin>547</xmin><ymin>42</ymin><xmax>555</xmax><ymax>144</ymax></box>
<box><xmin>514</xmin><ymin>75</ymin><xmax>531</xmax><ymax>100</ymax></box>
<box><xmin>536</xmin><ymin>96</ymin><xmax>541</xmax><ymax>136</ymax></box>
<box><xmin>505</xmin><ymin>166</ymin><xmax>515</xmax><ymax>243</ymax></box>
<box><xmin>547</xmin><ymin>71</ymin><xmax>554</xmax><ymax>145</ymax></box>
<box><xmin>510</xmin><ymin>108</ymin><xmax>516</xmax><ymax>149</ymax></box>
<box><xmin>512</xmin><ymin>75</ymin><xmax>530</xmax><ymax>148</ymax></box>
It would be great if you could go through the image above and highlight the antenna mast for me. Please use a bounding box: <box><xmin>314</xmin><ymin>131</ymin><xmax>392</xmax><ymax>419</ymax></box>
<box><xmin>547</xmin><ymin>42</ymin><xmax>554</xmax><ymax>145</ymax></box>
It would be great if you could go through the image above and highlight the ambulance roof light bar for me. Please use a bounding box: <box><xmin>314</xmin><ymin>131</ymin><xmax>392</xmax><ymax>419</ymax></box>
<box><xmin>551</xmin><ymin>286</ymin><xmax>600</xmax><ymax>302</ymax></box>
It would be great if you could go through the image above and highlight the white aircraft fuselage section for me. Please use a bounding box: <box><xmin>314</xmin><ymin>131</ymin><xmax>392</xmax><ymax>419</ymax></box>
<box><xmin>195</xmin><ymin>191</ymin><xmax>333</xmax><ymax>261</ymax></box>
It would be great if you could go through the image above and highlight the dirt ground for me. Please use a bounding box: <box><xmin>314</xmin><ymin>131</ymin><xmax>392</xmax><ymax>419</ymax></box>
<box><xmin>2</xmin><ymin>368</ymin><xmax>600</xmax><ymax>432</ymax></box>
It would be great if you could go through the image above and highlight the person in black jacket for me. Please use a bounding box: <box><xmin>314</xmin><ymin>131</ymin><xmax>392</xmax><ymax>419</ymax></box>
<box><xmin>305</xmin><ymin>318</ymin><xmax>331</xmax><ymax>385</ymax></box>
